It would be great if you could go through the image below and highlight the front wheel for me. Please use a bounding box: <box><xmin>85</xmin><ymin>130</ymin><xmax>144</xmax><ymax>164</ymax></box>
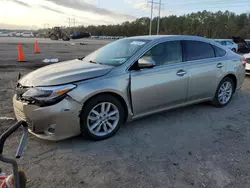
<box><xmin>80</xmin><ymin>94</ymin><xmax>125</xmax><ymax>141</ymax></box>
<box><xmin>212</xmin><ymin>77</ymin><xmax>235</xmax><ymax>107</ymax></box>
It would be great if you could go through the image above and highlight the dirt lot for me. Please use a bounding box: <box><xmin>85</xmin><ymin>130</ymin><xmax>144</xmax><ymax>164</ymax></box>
<box><xmin>1</xmin><ymin>37</ymin><xmax>250</xmax><ymax>188</ymax></box>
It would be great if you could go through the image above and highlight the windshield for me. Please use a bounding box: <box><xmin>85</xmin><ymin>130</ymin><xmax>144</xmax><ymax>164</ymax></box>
<box><xmin>84</xmin><ymin>38</ymin><xmax>150</xmax><ymax>66</ymax></box>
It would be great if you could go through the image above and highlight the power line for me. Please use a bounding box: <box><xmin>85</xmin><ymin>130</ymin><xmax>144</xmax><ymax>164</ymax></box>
<box><xmin>165</xmin><ymin>0</ymin><xmax>250</xmax><ymax>8</ymax></box>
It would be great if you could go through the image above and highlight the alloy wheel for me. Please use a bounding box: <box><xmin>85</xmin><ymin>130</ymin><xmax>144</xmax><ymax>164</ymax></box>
<box><xmin>218</xmin><ymin>81</ymin><xmax>233</xmax><ymax>105</ymax></box>
<box><xmin>87</xmin><ymin>102</ymin><xmax>120</xmax><ymax>136</ymax></box>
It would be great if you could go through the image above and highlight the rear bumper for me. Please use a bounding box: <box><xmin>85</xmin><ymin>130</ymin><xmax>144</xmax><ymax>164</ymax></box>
<box><xmin>13</xmin><ymin>95</ymin><xmax>82</xmax><ymax>141</ymax></box>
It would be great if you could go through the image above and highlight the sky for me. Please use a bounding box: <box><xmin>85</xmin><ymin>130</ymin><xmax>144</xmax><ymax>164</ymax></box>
<box><xmin>0</xmin><ymin>0</ymin><xmax>250</xmax><ymax>29</ymax></box>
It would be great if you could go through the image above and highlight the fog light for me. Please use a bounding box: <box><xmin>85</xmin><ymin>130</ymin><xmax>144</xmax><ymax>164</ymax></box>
<box><xmin>44</xmin><ymin>124</ymin><xmax>56</xmax><ymax>135</ymax></box>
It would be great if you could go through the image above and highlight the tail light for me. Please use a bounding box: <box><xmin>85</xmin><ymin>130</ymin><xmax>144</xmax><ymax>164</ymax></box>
<box><xmin>241</xmin><ymin>58</ymin><xmax>246</xmax><ymax>67</ymax></box>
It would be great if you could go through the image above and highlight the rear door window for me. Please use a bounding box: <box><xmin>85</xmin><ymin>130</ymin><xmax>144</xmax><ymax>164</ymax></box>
<box><xmin>226</xmin><ymin>41</ymin><xmax>233</xmax><ymax>45</ymax></box>
<box><xmin>221</xmin><ymin>41</ymin><xmax>227</xmax><ymax>45</ymax></box>
<box><xmin>212</xmin><ymin>45</ymin><xmax>226</xmax><ymax>57</ymax></box>
<box><xmin>183</xmin><ymin>40</ymin><xmax>215</xmax><ymax>61</ymax></box>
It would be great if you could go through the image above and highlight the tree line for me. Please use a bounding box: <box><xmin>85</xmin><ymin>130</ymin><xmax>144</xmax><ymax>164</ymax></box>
<box><xmin>72</xmin><ymin>10</ymin><xmax>250</xmax><ymax>39</ymax></box>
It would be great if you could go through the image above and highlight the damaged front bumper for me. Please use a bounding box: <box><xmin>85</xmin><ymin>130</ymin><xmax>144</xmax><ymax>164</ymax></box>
<box><xmin>13</xmin><ymin>94</ymin><xmax>82</xmax><ymax>141</ymax></box>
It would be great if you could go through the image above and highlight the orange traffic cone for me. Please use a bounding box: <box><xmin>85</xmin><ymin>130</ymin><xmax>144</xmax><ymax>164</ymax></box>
<box><xmin>34</xmin><ymin>40</ymin><xmax>40</xmax><ymax>53</ymax></box>
<box><xmin>18</xmin><ymin>44</ymin><xmax>26</xmax><ymax>62</ymax></box>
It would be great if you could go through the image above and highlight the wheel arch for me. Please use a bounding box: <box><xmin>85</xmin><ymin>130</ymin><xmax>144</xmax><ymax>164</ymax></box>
<box><xmin>221</xmin><ymin>73</ymin><xmax>237</xmax><ymax>92</ymax></box>
<box><xmin>81</xmin><ymin>91</ymin><xmax>130</xmax><ymax>122</ymax></box>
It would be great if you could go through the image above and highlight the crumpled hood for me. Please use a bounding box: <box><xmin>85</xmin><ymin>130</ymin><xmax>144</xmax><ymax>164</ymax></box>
<box><xmin>19</xmin><ymin>59</ymin><xmax>113</xmax><ymax>87</ymax></box>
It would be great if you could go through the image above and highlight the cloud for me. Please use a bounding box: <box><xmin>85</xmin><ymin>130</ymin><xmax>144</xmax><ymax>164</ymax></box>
<box><xmin>134</xmin><ymin>2</ymin><xmax>149</xmax><ymax>10</ymax></box>
<box><xmin>0</xmin><ymin>22</ymin><xmax>30</xmax><ymax>30</ymax></box>
<box><xmin>45</xmin><ymin>0</ymin><xmax>136</xmax><ymax>20</ymax></box>
<box><xmin>39</xmin><ymin>5</ymin><xmax>65</xmax><ymax>14</ymax></box>
<box><xmin>4</xmin><ymin>0</ymin><xmax>65</xmax><ymax>14</ymax></box>
<box><xmin>5</xmin><ymin>0</ymin><xmax>31</xmax><ymax>8</ymax></box>
<box><xmin>125</xmin><ymin>0</ymin><xmax>161</xmax><ymax>13</ymax></box>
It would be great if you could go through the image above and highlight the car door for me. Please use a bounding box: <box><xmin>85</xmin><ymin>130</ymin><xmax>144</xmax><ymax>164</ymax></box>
<box><xmin>130</xmin><ymin>40</ymin><xmax>188</xmax><ymax>117</ymax></box>
<box><xmin>183</xmin><ymin>40</ymin><xmax>226</xmax><ymax>102</ymax></box>
<box><xmin>226</xmin><ymin>41</ymin><xmax>233</xmax><ymax>49</ymax></box>
<box><xmin>227</xmin><ymin>41</ymin><xmax>237</xmax><ymax>51</ymax></box>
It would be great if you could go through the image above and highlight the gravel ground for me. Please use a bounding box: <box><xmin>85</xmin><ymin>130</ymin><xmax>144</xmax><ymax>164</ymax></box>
<box><xmin>0</xmin><ymin>37</ymin><xmax>250</xmax><ymax>188</ymax></box>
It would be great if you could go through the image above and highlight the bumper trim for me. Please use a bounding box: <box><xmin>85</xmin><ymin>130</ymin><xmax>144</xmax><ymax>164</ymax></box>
<box><xmin>28</xmin><ymin>129</ymin><xmax>80</xmax><ymax>141</ymax></box>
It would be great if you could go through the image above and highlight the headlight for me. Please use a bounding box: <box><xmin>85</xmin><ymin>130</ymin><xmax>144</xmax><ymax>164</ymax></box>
<box><xmin>22</xmin><ymin>84</ymin><xmax>76</xmax><ymax>106</ymax></box>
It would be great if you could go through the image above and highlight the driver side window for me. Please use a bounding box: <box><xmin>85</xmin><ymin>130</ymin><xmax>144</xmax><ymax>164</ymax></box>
<box><xmin>142</xmin><ymin>40</ymin><xmax>182</xmax><ymax>66</ymax></box>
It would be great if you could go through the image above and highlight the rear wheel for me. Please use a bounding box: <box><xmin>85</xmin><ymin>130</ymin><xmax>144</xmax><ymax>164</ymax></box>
<box><xmin>80</xmin><ymin>94</ymin><xmax>125</xmax><ymax>141</ymax></box>
<box><xmin>212</xmin><ymin>77</ymin><xmax>235</xmax><ymax>107</ymax></box>
<box><xmin>49</xmin><ymin>34</ymin><xmax>58</xmax><ymax>40</ymax></box>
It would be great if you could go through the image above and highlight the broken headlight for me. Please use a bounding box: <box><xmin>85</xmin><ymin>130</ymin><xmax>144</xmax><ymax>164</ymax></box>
<box><xmin>22</xmin><ymin>84</ymin><xmax>76</xmax><ymax>106</ymax></box>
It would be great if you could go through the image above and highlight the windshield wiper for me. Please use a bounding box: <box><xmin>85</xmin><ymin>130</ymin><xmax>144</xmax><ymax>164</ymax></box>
<box><xmin>77</xmin><ymin>56</ymin><xmax>85</xmax><ymax>60</ymax></box>
<box><xmin>89</xmin><ymin>60</ymin><xmax>100</xmax><ymax>64</ymax></box>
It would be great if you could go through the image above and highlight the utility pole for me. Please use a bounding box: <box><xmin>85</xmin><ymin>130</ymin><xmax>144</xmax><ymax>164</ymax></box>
<box><xmin>73</xmin><ymin>18</ymin><xmax>76</xmax><ymax>33</ymax></box>
<box><xmin>70</xmin><ymin>18</ymin><xmax>76</xmax><ymax>32</ymax></box>
<box><xmin>68</xmin><ymin>18</ymin><xmax>71</xmax><ymax>28</ymax></box>
<box><xmin>149</xmin><ymin>1</ymin><xmax>153</xmax><ymax>35</ymax></box>
<box><xmin>157</xmin><ymin>0</ymin><xmax>161</xmax><ymax>35</ymax></box>
<box><xmin>68</xmin><ymin>17</ymin><xmax>76</xmax><ymax>32</ymax></box>
<box><xmin>148</xmin><ymin>0</ymin><xmax>164</xmax><ymax>35</ymax></box>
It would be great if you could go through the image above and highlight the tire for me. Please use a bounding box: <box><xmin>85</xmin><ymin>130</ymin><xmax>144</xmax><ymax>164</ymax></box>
<box><xmin>212</xmin><ymin>77</ymin><xmax>235</xmax><ymax>107</ymax></box>
<box><xmin>50</xmin><ymin>34</ymin><xmax>58</xmax><ymax>40</ymax></box>
<box><xmin>62</xmin><ymin>35</ymin><xmax>70</xmax><ymax>41</ymax></box>
<box><xmin>80</xmin><ymin>94</ymin><xmax>125</xmax><ymax>141</ymax></box>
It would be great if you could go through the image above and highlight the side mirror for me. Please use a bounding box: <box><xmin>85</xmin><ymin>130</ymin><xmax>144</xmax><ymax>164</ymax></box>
<box><xmin>138</xmin><ymin>57</ymin><xmax>155</xmax><ymax>68</ymax></box>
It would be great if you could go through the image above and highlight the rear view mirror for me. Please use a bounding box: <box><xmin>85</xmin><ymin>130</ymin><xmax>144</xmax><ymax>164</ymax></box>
<box><xmin>138</xmin><ymin>57</ymin><xmax>155</xmax><ymax>68</ymax></box>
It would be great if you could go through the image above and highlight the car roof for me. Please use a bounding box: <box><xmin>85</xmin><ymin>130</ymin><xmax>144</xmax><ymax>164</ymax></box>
<box><xmin>127</xmin><ymin>35</ymin><xmax>212</xmax><ymax>42</ymax></box>
<box><xmin>213</xmin><ymin>39</ymin><xmax>233</xmax><ymax>41</ymax></box>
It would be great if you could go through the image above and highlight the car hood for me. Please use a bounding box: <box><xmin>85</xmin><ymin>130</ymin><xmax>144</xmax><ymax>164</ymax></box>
<box><xmin>19</xmin><ymin>59</ymin><xmax>113</xmax><ymax>87</ymax></box>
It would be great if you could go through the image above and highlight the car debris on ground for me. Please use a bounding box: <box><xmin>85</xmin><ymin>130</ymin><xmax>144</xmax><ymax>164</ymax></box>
<box><xmin>42</xmin><ymin>58</ymin><xmax>59</xmax><ymax>63</ymax></box>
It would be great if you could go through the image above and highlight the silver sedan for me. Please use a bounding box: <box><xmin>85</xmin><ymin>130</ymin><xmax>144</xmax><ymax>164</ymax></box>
<box><xmin>13</xmin><ymin>35</ymin><xmax>246</xmax><ymax>141</ymax></box>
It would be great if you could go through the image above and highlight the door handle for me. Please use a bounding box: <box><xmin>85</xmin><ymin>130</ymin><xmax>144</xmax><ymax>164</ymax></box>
<box><xmin>176</xmin><ymin>70</ymin><xmax>187</xmax><ymax>76</ymax></box>
<box><xmin>217</xmin><ymin>63</ymin><xmax>223</xmax><ymax>68</ymax></box>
